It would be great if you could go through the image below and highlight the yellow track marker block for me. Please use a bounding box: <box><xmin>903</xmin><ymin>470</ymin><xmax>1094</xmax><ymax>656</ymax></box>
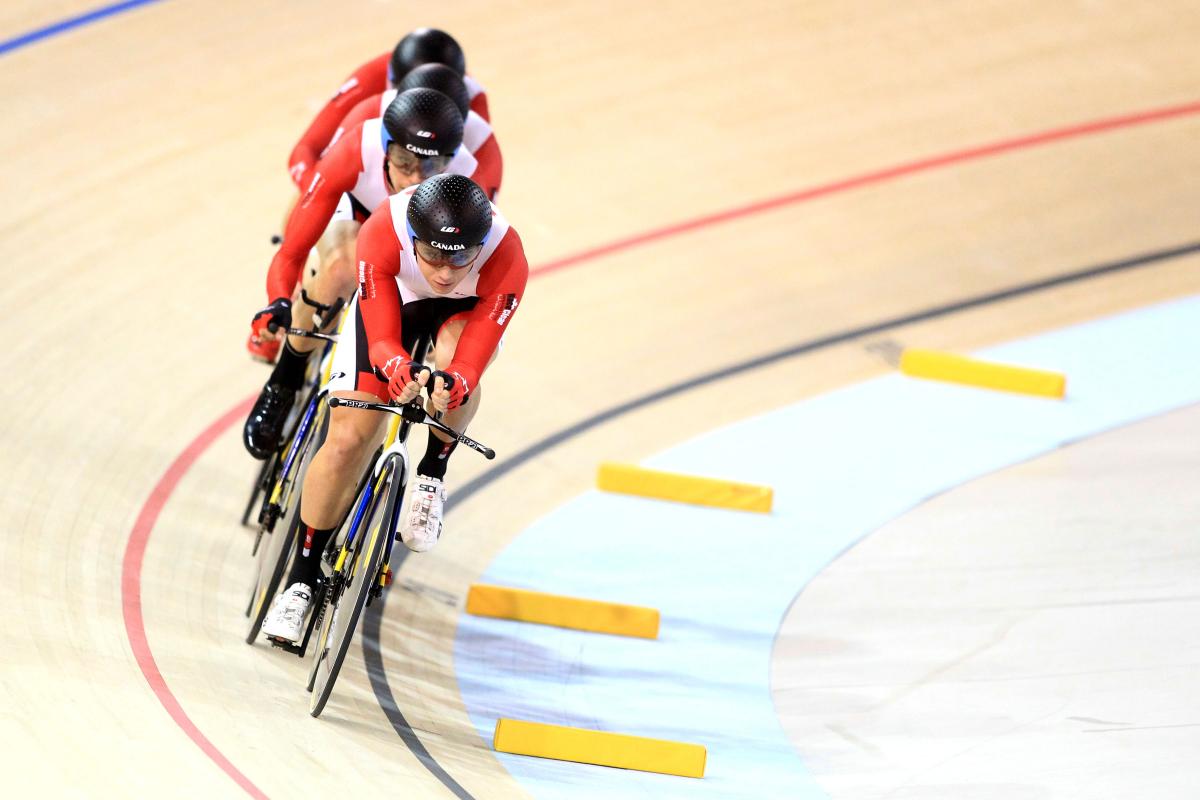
<box><xmin>899</xmin><ymin>348</ymin><xmax>1066</xmax><ymax>399</ymax></box>
<box><xmin>596</xmin><ymin>462</ymin><xmax>772</xmax><ymax>513</ymax></box>
<box><xmin>494</xmin><ymin>719</ymin><xmax>706</xmax><ymax>778</ymax></box>
<box><xmin>466</xmin><ymin>584</ymin><xmax>659</xmax><ymax>639</ymax></box>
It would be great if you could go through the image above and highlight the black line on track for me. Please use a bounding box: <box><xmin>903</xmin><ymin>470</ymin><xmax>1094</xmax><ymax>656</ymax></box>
<box><xmin>361</xmin><ymin>608</ymin><xmax>475</xmax><ymax>800</ymax></box>
<box><xmin>361</xmin><ymin>238</ymin><xmax>1200</xmax><ymax>796</ymax></box>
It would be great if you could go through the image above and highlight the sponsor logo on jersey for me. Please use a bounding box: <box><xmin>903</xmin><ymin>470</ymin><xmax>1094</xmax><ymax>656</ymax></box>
<box><xmin>489</xmin><ymin>293</ymin><xmax>519</xmax><ymax>326</ymax></box>
<box><xmin>405</xmin><ymin>143</ymin><xmax>440</xmax><ymax>156</ymax></box>
<box><xmin>333</xmin><ymin>77</ymin><xmax>359</xmax><ymax>98</ymax></box>
<box><xmin>358</xmin><ymin>260</ymin><xmax>376</xmax><ymax>299</ymax></box>
<box><xmin>430</xmin><ymin>240</ymin><xmax>466</xmax><ymax>251</ymax></box>
<box><xmin>416</xmin><ymin>130</ymin><xmax>436</xmax><ymax>139</ymax></box>
<box><xmin>299</xmin><ymin>172</ymin><xmax>325</xmax><ymax>209</ymax></box>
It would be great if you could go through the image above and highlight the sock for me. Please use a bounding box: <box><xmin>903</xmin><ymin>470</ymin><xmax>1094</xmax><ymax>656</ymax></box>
<box><xmin>416</xmin><ymin>431</ymin><xmax>457</xmax><ymax>480</ymax></box>
<box><xmin>268</xmin><ymin>341</ymin><xmax>310</xmax><ymax>390</ymax></box>
<box><xmin>286</xmin><ymin>521</ymin><xmax>334</xmax><ymax>588</ymax></box>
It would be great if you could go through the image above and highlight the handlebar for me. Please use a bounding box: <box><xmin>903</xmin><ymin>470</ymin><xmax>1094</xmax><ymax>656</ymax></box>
<box><xmin>266</xmin><ymin>322</ymin><xmax>339</xmax><ymax>342</ymax></box>
<box><xmin>328</xmin><ymin>397</ymin><xmax>496</xmax><ymax>460</ymax></box>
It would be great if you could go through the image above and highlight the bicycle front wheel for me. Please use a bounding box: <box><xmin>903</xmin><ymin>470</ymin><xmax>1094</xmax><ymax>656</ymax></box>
<box><xmin>308</xmin><ymin>454</ymin><xmax>404</xmax><ymax>717</ymax></box>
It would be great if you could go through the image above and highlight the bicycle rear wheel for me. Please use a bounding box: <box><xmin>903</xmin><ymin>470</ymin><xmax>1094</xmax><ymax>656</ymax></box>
<box><xmin>244</xmin><ymin>399</ymin><xmax>328</xmax><ymax>644</ymax></box>
<box><xmin>240</xmin><ymin>456</ymin><xmax>275</xmax><ymax>529</ymax></box>
<box><xmin>308</xmin><ymin>454</ymin><xmax>405</xmax><ymax>717</ymax></box>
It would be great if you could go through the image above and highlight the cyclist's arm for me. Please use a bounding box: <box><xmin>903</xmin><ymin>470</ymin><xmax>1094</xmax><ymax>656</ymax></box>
<box><xmin>357</xmin><ymin>207</ymin><xmax>410</xmax><ymax>369</ymax></box>
<box><xmin>287</xmin><ymin>53</ymin><xmax>389</xmax><ymax>187</ymax></box>
<box><xmin>446</xmin><ymin>228</ymin><xmax>528</xmax><ymax>388</ymax></box>
<box><xmin>265</xmin><ymin>128</ymin><xmax>364</xmax><ymax>301</ymax></box>
<box><xmin>336</xmin><ymin>93</ymin><xmax>384</xmax><ymax>139</ymax></box>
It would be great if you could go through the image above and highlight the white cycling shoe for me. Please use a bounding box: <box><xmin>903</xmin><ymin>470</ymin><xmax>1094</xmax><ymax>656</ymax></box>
<box><xmin>401</xmin><ymin>476</ymin><xmax>446</xmax><ymax>553</ymax></box>
<box><xmin>261</xmin><ymin>582</ymin><xmax>312</xmax><ymax>642</ymax></box>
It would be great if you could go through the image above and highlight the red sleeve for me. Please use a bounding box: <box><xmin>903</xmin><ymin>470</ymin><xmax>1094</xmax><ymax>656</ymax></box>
<box><xmin>447</xmin><ymin>227</ymin><xmax>528</xmax><ymax>389</ymax></box>
<box><xmin>357</xmin><ymin>207</ymin><xmax>410</xmax><ymax>371</ymax></box>
<box><xmin>470</xmin><ymin>134</ymin><xmax>504</xmax><ymax>200</ymax></box>
<box><xmin>339</xmin><ymin>93</ymin><xmax>385</xmax><ymax>136</ymax></box>
<box><xmin>265</xmin><ymin>127</ymin><xmax>365</xmax><ymax>301</ymax></box>
<box><xmin>287</xmin><ymin>53</ymin><xmax>390</xmax><ymax>187</ymax></box>
<box><xmin>469</xmin><ymin>91</ymin><xmax>490</xmax><ymax>123</ymax></box>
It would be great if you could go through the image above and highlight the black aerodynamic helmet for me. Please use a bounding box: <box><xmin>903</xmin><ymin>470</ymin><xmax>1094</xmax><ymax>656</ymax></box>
<box><xmin>406</xmin><ymin>174</ymin><xmax>493</xmax><ymax>261</ymax></box>
<box><xmin>397</xmin><ymin>63</ymin><xmax>470</xmax><ymax>119</ymax></box>
<box><xmin>389</xmin><ymin>28</ymin><xmax>466</xmax><ymax>85</ymax></box>
<box><xmin>380</xmin><ymin>88</ymin><xmax>463</xmax><ymax>158</ymax></box>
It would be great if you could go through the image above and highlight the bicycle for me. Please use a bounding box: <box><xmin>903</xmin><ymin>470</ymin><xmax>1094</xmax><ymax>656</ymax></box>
<box><xmin>243</xmin><ymin>321</ymin><xmax>341</xmax><ymax>643</ymax></box>
<box><xmin>247</xmin><ymin>332</ymin><xmax>432</xmax><ymax>653</ymax></box>
<box><xmin>239</xmin><ymin>293</ymin><xmax>344</xmax><ymax>530</ymax></box>
<box><xmin>303</xmin><ymin>375</ymin><xmax>495</xmax><ymax>717</ymax></box>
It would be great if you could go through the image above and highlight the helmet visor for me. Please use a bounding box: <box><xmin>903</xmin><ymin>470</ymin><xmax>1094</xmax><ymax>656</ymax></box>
<box><xmin>413</xmin><ymin>238</ymin><xmax>484</xmax><ymax>269</ymax></box>
<box><xmin>387</xmin><ymin>147</ymin><xmax>453</xmax><ymax>180</ymax></box>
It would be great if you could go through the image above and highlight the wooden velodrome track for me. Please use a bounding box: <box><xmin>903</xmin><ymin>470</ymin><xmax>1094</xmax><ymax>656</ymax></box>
<box><xmin>4</xmin><ymin>1</ymin><xmax>1199</xmax><ymax>797</ymax></box>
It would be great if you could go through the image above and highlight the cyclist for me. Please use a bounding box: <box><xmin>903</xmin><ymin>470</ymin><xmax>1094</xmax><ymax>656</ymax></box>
<box><xmin>336</xmin><ymin>62</ymin><xmax>503</xmax><ymax>200</ymax></box>
<box><xmin>262</xmin><ymin>174</ymin><xmax>528</xmax><ymax>642</ymax></box>
<box><xmin>243</xmin><ymin>88</ymin><xmax>481</xmax><ymax>457</ymax></box>
<box><xmin>288</xmin><ymin>28</ymin><xmax>489</xmax><ymax>192</ymax></box>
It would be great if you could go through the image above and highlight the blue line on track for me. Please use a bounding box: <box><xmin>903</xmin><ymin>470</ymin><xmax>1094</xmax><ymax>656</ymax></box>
<box><xmin>0</xmin><ymin>0</ymin><xmax>166</xmax><ymax>57</ymax></box>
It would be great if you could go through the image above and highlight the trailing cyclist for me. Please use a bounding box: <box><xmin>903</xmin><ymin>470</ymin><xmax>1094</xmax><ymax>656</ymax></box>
<box><xmin>243</xmin><ymin>87</ymin><xmax>488</xmax><ymax>457</ymax></box>
<box><xmin>287</xmin><ymin>27</ymin><xmax>489</xmax><ymax>192</ymax></box>
<box><xmin>335</xmin><ymin>62</ymin><xmax>503</xmax><ymax>200</ymax></box>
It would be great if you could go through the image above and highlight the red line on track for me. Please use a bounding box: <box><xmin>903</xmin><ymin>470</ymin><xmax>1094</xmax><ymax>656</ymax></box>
<box><xmin>119</xmin><ymin>398</ymin><xmax>267</xmax><ymax>800</ymax></box>
<box><xmin>121</xmin><ymin>97</ymin><xmax>1200</xmax><ymax>798</ymax></box>
<box><xmin>531</xmin><ymin>99</ymin><xmax>1200</xmax><ymax>278</ymax></box>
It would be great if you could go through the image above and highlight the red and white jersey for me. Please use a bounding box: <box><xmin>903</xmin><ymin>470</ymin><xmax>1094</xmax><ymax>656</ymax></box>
<box><xmin>287</xmin><ymin>51</ymin><xmax>490</xmax><ymax>187</ymax></box>
<box><xmin>357</xmin><ymin>186</ymin><xmax>527</xmax><ymax>390</ymax></box>
<box><xmin>264</xmin><ymin>120</ymin><xmax>477</xmax><ymax>302</ymax></box>
<box><xmin>333</xmin><ymin>88</ymin><xmax>503</xmax><ymax>199</ymax></box>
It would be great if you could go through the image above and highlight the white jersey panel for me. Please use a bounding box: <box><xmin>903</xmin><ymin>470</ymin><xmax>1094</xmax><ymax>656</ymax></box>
<box><xmin>445</xmin><ymin>146</ymin><xmax>478</xmax><ymax>182</ymax></box>
<box><xmin>378</xmin><ymin>88</ymin><xmax>397</xmax><ymax>116</ymax></box>
<box><xmin>385</xmin><ymin>189</ymin><xmax>511</xmax><ymax>305</ymax></box>
<box><xmin>463</xmin><ymin>110</ymin><xmax>491</xmax><ymax>154</ymax></box>
<box><xmin>463</xmin><ymin>74</ymin><xmax>485</xmax><ymax>101</ymax></box>
<box><xmin>349</xmin><ymin>118</ymin><xmax>389</xmax><ymax>214</ymax></box>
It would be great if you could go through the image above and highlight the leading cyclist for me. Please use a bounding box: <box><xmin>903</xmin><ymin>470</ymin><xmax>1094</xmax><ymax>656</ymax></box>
<box><xmin>262</xmin><ymin>174</ymin><xmax>528</xmax><ymax>641</ymax></box>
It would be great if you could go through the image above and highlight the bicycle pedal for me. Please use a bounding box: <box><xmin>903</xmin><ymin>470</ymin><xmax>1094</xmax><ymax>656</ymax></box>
<box><xmin>257</xmin><ymin>504</ymin><xmax>281</xmax><ymax>528</ymax></box>
<box><xmin>266</xmin><ymin>636</ymin><xmax>304</xmax><ymax>656</ymax></box>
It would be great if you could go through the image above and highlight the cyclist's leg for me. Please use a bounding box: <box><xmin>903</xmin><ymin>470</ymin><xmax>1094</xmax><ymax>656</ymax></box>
<box><xmin>244</xmin><ymin>202</ymin><xmax>360</xmax><ymax>460</ymax></box>
<box><xmin>263</xmin><ymin>313</ymin><xmax>387</xmax><ymax>641</ymax></box>
<box><xmin>263</xmin><ymin>400</ymin><xmax>385</xmax><ymax>641</ymax></box>
<box><xmin>299</xmin><ymin>393</ymin><xmax>388</xmax><ymax>530</ymax></box>
<box><xmin>287</xmin><ymin>215</ymin><xmax>360</xmax><ymax>357</ymax></box>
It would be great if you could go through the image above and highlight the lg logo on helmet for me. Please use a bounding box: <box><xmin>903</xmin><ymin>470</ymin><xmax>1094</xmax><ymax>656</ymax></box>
<box><xmin>415</xmin><ymin>130</ymin><xmax>436</xmax><ymax>139</ymax></box>
<box><xmin>440</xmin><ymin>226</ymin><xmax>460</xmax><ymax>233</ymax></box>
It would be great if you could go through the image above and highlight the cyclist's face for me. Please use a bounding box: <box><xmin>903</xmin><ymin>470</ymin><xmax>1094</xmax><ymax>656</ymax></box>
<box><xmin>385</xmin><ymin>145</ymin><xmax>451</xmax><ymax>191</ymax></box>
<box><xmin>414</xmin><ymin>239</ymin><xmax>481</xmax><ymax>294</ymax></box>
